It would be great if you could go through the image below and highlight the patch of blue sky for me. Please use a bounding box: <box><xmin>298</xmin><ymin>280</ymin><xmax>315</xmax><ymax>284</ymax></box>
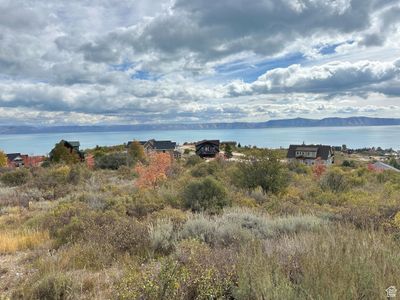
<box><xmin>214</xmin><ymin>52</ymin><xmax>306</xmax><ymax>83</ymax></box>
<box><xmin>109</xmin><ymin>61</ymin><xmax>135</xmax><ymax>72</ymax></box>
<box><xmin>130</xmin><ymin>70</ymin><xmax>161</xmax><ymax>81</ymax></box>
<box><xmin>317</xmin><ymin>40</ymin><xmax>354</xmax><ymax>55</ymax></box>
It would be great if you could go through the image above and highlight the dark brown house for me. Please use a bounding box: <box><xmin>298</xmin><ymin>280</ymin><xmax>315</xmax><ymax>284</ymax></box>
<box><xmin>50</xmin><ymin>140</ymin><xmax>85</xmax><ymax>161</ymax></box>
<box><xmin>195</xmin><ymin>140</ymin><xmax>220</xmax><ymax>158</ymax></box>
<box><xmin>287</xmin><ymin>144</ymin><xmax>334</xmax><ymax>165</ymax></box>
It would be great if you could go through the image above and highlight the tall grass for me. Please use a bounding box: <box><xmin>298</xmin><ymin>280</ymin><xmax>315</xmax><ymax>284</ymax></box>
<box><xmin>0</xmin><ymin>229</ymin><xmax>50</xmax><ymax>254</ymax></box>
<box><xmin>235</xmin><ymin>225</ymin><xmax>400</xmax><ymax>299</ymax></box>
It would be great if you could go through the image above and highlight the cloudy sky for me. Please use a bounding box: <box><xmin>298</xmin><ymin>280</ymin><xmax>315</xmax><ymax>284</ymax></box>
<box><xmin>1</xmin><ymin>0</ymin><xmax>400</xmax><ymax>125</ymax></box>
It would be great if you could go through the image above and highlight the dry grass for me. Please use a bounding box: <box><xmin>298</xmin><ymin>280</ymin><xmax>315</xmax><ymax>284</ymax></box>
<box><xmin>0</xmin><ymin>229</ymin><xmax>50</xmax><ymax>254</ymax></box>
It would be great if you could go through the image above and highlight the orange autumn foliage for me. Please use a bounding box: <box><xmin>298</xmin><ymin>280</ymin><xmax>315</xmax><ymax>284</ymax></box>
<box><xmin>134</xmin><ymin>152</ymin><xmax>172</xmax><ymax>188</ymax></box>
<box><xmin>312</xmin><ymin>158</ymin><xmax>326</xmax><ymax>179</ymax></box>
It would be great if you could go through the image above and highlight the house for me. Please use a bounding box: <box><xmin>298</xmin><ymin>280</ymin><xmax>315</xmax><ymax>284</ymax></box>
<box><xmin>6</xmin><ymin>153</ymin><xmax>44</xmax><ymax>168</ymax></box>
<box><xmin>50</xmin><ymin>140</ymin><xmax>85</xmax><ymax>161</ymax></box>
<box><xmin>7</xmin><ymin>153</ymin><xmax>24</xmax><ymax>168</ymax></box>
<box><xmin>195</xmin><ymin>140</ymin><xmax>220</xmax><ymax>158</ymax></box>
<box><xmin>128</xmin><ymin>139</ymin><xmax>180</xmax><ymax>158</ymax></box>
<box><xmin>287</xmin><ymin>144</ymin><xmax>334</xmax><ymax>165</ymax></box>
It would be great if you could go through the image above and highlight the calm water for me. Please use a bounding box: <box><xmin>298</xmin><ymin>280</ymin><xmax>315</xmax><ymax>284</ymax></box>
<box><xmin>0</xmin><ymin>126</ymin><xmax>399</xmax><ymax>155</ymax></box>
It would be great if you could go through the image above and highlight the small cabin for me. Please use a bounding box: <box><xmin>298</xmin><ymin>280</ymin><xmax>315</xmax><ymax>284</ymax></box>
<box><xmin>287</xmin><ymin>144</ymin><xmax>334</xmax><ymax>165</ymax></box>
<box><xmin>195</xmin><ymin>140</ymin><xmax>220</xmax><ymax>158</ymax></box>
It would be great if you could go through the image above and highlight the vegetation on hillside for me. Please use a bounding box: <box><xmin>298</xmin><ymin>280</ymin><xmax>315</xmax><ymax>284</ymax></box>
<box><xmin>0</xmin><ymin>146</ymin><xmax>399</xmax><ymax>299</ymax></box>
<box><xmin>0</xmin><ymin>149</ymin><xmax>7</xmax><ymax>167</ymax></box>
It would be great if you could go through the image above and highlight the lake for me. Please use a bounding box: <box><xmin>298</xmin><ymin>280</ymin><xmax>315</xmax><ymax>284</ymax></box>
<box><xmin>0</xmin><ymin>126</ymin><xmax>399</xmax><ymax>155</ymax></box>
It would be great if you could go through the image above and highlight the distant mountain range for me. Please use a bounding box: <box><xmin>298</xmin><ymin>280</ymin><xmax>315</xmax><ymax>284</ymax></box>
<box><xmin>1</xmin><ymin>117</ymin><xmax>400</xmax><ymax>134</ymax></box>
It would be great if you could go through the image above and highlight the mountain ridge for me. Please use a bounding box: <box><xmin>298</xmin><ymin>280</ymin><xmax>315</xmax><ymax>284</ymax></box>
<box><xmin>1</xmin><ymin>117</ymin><xmax>400</xmax><ymax>134</ymax></box>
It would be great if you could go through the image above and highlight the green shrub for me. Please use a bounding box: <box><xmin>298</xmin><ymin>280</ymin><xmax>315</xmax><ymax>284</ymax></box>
<box><xmin>320</xmin><ymin>168</ymin><xmax>348</xmax><ymax>193</ymax></box>
<box><xmin>191</xmin><ymin>162</ymin><xmax>218</xmax><ymax>177</ymax></box>
<box><xmin>183</xmin><ymin>177</ymin><xmax>229</xmax><ymax>212</ymax></box>
<box><xmin>149</xmin><ymin>219</ymin><xmax>176</xmax><ymax>255</ymax></box>
<box><xmin>32</xmin><ymin>166</ymin><xmax>72</xmax><ymax>200</ymax></box>
<box><xmin>288</xmin><ymin>161</ymin><xmax>310</xmax><ymax>174</ymax></box>
<box><xmin>234</xmin><ymin>151</ymin><xmax>288</xmax><ymax>194</ymax></box>
<box><xmin>95</xmin><ymin>152</ymin><xmax>127</xmax><ymax>170</ymax></box>
<box><xmin>180</xmin><ymin>210</ymin><xmax>324</xmax><ymax>247</ymax></box>
<box><xmin>58</xmin><ymin>242</ymin><xmax>114</xmax><ymax>271</ymax></box>
<box><xmin>27</xmin><ymin>272</ymin><xmax>77</xmax><ymax>300</ymax></box>
<box><xmin>67</xmin><ymin>164</ymin><xmax>91</xmax><ymax>185</ymax></box>
<box><xmin>342</xmin><ymin>160</ymin><xmax>356</xmax><ymax>168</ymax></box>
<box><xmin>0</xmin><ymin>168</ymin><xmax>31</xmax><ymax>187</ymax></box>
<box><xmin>185</xmin><ymin>155</ymin><xmax>202</xmax><ymax>166</ymax></box>
<box><xmin>180</xmin><ymin>214</ymin><xmax>217</xmax><ymax>244</ymax></box>
<box><xmin>117</xmin><ymin>240</ymin><xmax>235</xmax><ymax>299</ymax></box>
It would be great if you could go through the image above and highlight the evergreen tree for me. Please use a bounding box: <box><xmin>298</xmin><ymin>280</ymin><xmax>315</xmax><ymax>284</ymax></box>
<box><xmin>225</xmin><ymin>144</ymin><xmax>233</xmax><ymax>159</ymax></box>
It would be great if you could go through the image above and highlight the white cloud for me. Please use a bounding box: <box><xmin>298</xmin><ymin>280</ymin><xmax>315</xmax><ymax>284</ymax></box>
<box><xmin>0</xmin><ymin>0</ymin><xmax>399</xmax><ymax>124</ymax></box>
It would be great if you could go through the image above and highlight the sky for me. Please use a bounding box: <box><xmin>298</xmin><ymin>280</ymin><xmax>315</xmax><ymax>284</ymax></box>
<box><xmin>0</xmin><ymin>0</ymin><xmax>400</xmax><ymax>125</ymax></box>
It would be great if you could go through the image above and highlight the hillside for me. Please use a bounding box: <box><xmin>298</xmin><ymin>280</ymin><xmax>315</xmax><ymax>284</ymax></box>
<box><xmin>1</xmin><ymin>117</ymin><xmax>400</xmax><ymax>134</ymax></box>
<box><xmin>0</xmin><ymin>146</ymin><xmax>400</xmax><ymax>299</ymax></box>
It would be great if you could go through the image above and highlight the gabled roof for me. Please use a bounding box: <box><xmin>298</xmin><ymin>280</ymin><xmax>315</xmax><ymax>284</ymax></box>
<box><xmin>147</xmin><ymin>140</ymin><xmax>176</xmax><ymax>150</ymax></box>
<box><xmin>66</xmin><ymin>141</ymin><xmax>80</xmax><ymax>148</ymax></box>
<box><xmin>60</xmin><ymin>140</ymin><xmax>80</xmax><ymax>148</ymax></box>
<box><xmin>287</xmin><ymin>144</ymin><xmax>333</xmax><ymax>160</ymax></box>
<box><xmin>373</xmin><ymin>161</ymin><xmax>400</xmax><ymax>172</ymax></box>
<box><xmin>128</xmin><ymin>139</ymin><xmax>176</xmax><ymax>150</ymax></box>
<box><xmin>7</xmin><ymin>153</ymin><xmax>23</xmax><ymax>161</ymax></box>
<box><xmin>195</xmin><ymin>140</ymin><xmax>220</xmax><ymax>147</ymax></box>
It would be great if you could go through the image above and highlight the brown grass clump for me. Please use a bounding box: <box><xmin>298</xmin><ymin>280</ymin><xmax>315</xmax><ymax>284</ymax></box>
<box><xmin>0</xmin><ymin>229</ymin><xmax>50</xmax><ymax>254</ymax></box>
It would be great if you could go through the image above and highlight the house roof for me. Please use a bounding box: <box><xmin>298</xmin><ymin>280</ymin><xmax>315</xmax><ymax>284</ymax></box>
<box><xmin>195</xmin><ymin>140</ymin><xmax>220</xmax><ymax>147</ymax></box>
<box><xmin>60</xmin><ymin>140</ymin><xmax>80</xmax><ymax>148</ymax></box>
<box><xmin>373</xmin><ymin>161</ymin><xmax>400</xmax><ymax>172</ymax></box>
<box><xmin>295</xmin><ymin>147</ymin><xmax>318</xmax><ymax>152</ymax></box>
<box><xmin>128</xmin><ymin>139</ymin><xmax>176</xmax><ymax>150</ymax></box>
<box><xmin>287</xmin><ymin>144</ymin><xmax>333</xmax><ymax>160</ymax></box>
<box><xmin>147</xmin><ymin>140</ymin><xmax>176</xmax><ymax>150</ymax></box>
<box><xmin>7</xmin><ymin>153</ymin><xmax>23</xmax><ymax>161</ymax></box>
<box><xmin>67</xmin><ymin>141</ymin><xmax>80</xmax><ymax>148</ymax></box>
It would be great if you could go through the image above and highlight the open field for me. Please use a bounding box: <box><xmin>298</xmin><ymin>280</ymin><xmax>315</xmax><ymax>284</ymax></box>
<box><xmin>0</xmin><ymin>147</ymin><xmax>400</xmax><ymax>299</ymax></box>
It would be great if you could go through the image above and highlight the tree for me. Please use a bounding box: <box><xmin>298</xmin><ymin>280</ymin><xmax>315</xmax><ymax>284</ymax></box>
<box><xmin>127</xmin><ymin>141</ymin><xmax>145</xmax><ymax>166</ymax></box>
<box><xmin>183</xmin><ymin>177</ymin><xmax>228</xmax><ymax>212</ymax></box>
<box><xmin>0</xmin><ymin>150</ymin><xmax>7</xmax><ymax>167</ymax></box>
<box><xmin>235</xmin><ymin>150</ymin><xmax>287</xmax><ymax>194</ymax></box>
<box><xmin>49</xmin><ymin>142</ymin><xmax>80</xmax><ymax>165</ymax></box>
<box><xmin>224</xmin><ymin>144</ymin><xmax>233</xmax><ymax>159</ymax></box>
<box><xmin>389</xmin><ymin>157</ymin><xmax>400</xmax><ymax>170</ymax></box>
<box><xmin>135</xmin><ymin>152</ymin><xmax>172</xmax><ymax>189</ymax></box>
